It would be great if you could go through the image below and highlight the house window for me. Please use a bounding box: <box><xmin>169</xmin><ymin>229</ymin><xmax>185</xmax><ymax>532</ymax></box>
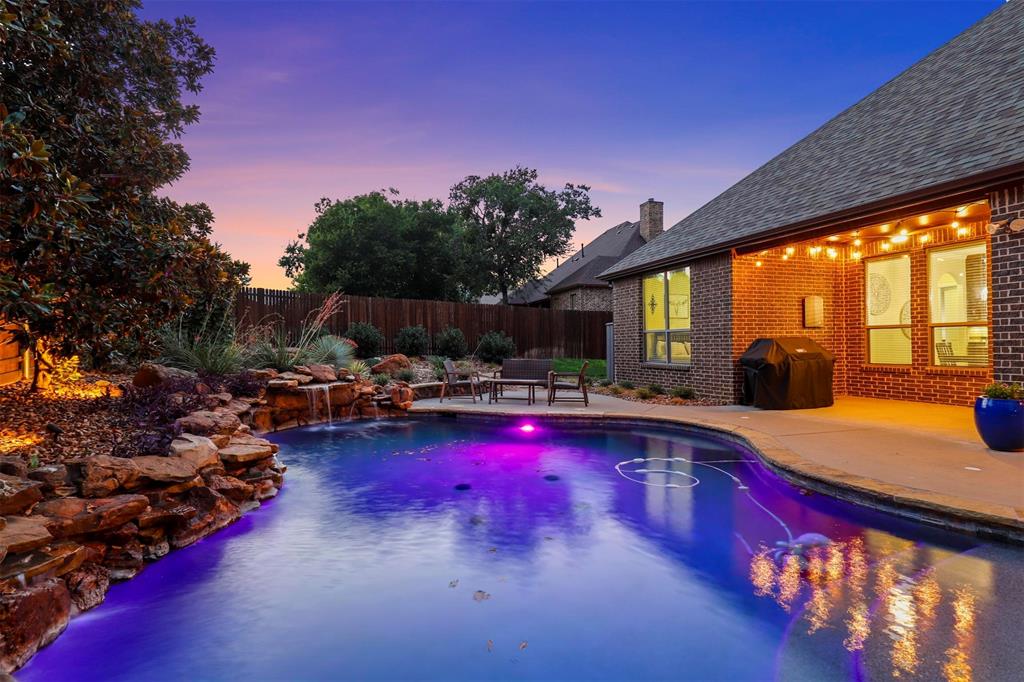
<box><xmin>929</xmin><ymin>241</ymin><xmax>988</xmax><ymax>367</ymax></box>
<box><xmin>570</xmin><ymin>292</ymin><xmax>577</xmax><ymax>310</ymax></box>
<box><xmin>642</xmin><ymin>268</ymin><xmax>691</xmax><ymax>364</ymax></box>
<box><xmin>865</xmin><ymin>254</ymin><xmax>911</xmax><ymax>364</ymax></box>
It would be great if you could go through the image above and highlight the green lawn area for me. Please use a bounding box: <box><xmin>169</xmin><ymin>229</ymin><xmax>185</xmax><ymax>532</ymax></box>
<box><xmin>553</xmin><ymin>357</ymin><xmax>607</xmax><ymax>379</ymax></box>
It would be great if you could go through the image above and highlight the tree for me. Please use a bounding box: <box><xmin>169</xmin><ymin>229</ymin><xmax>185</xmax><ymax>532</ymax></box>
<box><xmin>449</xmin><ymin>166</ymin><xmax>601</xmax><ymax>304</ymax></box>
<box><xmin>280</xmin><ymin>191</ymin><xmax>471</xmax><ymax>300</ymax></box>
<box><xmin>0</xmin><ymin>1</ymin><xmax>248</xmax><ymax>383</ymax></box>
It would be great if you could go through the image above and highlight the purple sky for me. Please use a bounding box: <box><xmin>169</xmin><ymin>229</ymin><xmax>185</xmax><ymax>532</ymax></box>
<box><xmin>141</xmin><ymin>1</ymin><xmax>1001</xmax><ymax>288</ymax></box>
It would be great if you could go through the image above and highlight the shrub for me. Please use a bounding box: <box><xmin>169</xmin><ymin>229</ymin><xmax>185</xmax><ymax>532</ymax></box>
<box><xmin>371</xmin><ymin>373</ymin><xmax>390</xmax><ymax>386</ymax></box>
<box><xmin>982</xmin><ymin>382</ymin><xmax>1023</xmax><ymax>400</ymax></box>
<box><xmin>396</xmin><ymin>368</ymin><xmax>416</xmax><ymax>383</ymax></box>
<box><xmin>158</xmin><ymin>317</ymin><xmax>250</xmax><ymax>376</ymax></box>
<box><xmin>394</xmin><ymin>325</ymin><xmax>430</xmax><ymax>357</ymax></box>
<box><xmin>607</xmin><ymin>385</ymin><xmax>623</xmax><ymax>395</ymax></box>
<box><xmin>248</xmin><ymin>332</ymin><xmax>353</xmax><ymax>372</ymax></box>
<box><xmin>344</xmin><ymin>322</ymin><xmax>384</xmax><ymax>358</ymax></box>
<box><xmin>347</xmin><ymin>359</ymin><xmax>370</xmax><ymax>379</ymax></box>
<box><xmin>671</xmin><ymin>386</ymin><xmax>696</xmax><ymax>400</ymax></box>
<box><xmin>112</xmin><ymin>377</ymin><xmax>206</xmax><ymax>457</ymax></box>
<box><xmin>215</xmin><ymin>370</ymin><xmax>269</xmax><ymax>398</ymax></box>
<box><xmin>618</xmin><ymin>380</ymin><xmax>635</xmax><ymax>390</ymax></box>
<box><xmin>648</xmin><ymin>384</ymin><xmax>665</xmax><ymax>395</ymax></box>
<box><xmin>635</xmin><ymin>387</ymin><xmax>653</xmax><ymax>400</ymax></box>
<box><xmin>598</xmin><ymin>378</ymin><xmax>613</xmax><ymax>387</ymax></box>
<box><xmin>433</xmin><ymin>326</ymin><xmax>468</xmax><ymax>359</ymax></box>
<box><xmin>426</xmin><ymin>355</ymin><xmax>446</xmax><ymax>380</ymax></box>
<box><xmin>476</xmin><ymin>330</ymin><xmax>516</xmax><ymax>364</ymax></box>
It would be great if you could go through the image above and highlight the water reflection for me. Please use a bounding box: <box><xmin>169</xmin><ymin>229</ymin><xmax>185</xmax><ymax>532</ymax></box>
<box><xmin>748</xmin><ymin>535</ymin><xmax>982</xmax><ymax>681</ymax></box>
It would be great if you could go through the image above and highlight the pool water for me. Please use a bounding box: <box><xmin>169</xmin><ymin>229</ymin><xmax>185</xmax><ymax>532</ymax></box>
<box><xmin>20</xmin><ymin>418</ymin><xmax>1024</xmax><ymax>681</ymax></box>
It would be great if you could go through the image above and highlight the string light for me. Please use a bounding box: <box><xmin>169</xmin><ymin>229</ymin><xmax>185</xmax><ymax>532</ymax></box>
<box><xmin>826</xmin><ymin>247</ymin><xmax>838</xmax><ymax>259</ymax></box>
<box><xmin>785</xmin><ymin>247</ymin><xmax>795</xmax><ymax>256</ymax></box>
<box><xmin>755</xmin><ymin>260</ymin><xmax>763</xmax><ymax>267</ymax></box>
<box><xmin>957</xmin><ymin>226</ymin><xmax>969</xmax><ymax>237</ymax></box>
<box><xmin>853</xmin><ymin>238</ymin><xmax>862</xmax><ymax>246</ymax></box>
<box><xmin>851</xmin><ymin>251</ymin><xmax>862</xmax><ymax>260</ymax></box>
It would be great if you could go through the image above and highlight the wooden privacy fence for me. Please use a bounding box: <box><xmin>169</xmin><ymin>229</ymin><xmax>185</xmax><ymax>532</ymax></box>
<box><xmin>235</xmin><ymin>288</ymin><xmax>611</xmax><ymax>359</ymax></box>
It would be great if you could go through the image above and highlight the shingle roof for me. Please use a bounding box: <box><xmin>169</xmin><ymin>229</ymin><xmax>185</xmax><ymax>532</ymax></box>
<box><xmin>545</xmin><ymin>256</ymin><xmax>620</xmax><ymax>294</ymax></box>
<box><xmin>603</xmin><ymin>1</ymin><xmax>1024</xmax><ymax>279</ymax></box>
<box><xmin>504</xmin><ymin>220</ymin><xmax>646</xmax><ymax>304</ymax></box>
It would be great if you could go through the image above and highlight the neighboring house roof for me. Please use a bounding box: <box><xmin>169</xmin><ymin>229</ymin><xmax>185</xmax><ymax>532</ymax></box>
<box><xmin>603</xmin><ymin>1</ymin><xmax>1024</xmax><ymax>280</ymax></box>
<box><xmin>501</xmin><ymin>220</ymin><xmax>646</xmax><ymax>304</ymax></box>
<box><xmin>545</xmin><ymin>256</ymin><xmax>621</xmax><ymax>295</ymax></box>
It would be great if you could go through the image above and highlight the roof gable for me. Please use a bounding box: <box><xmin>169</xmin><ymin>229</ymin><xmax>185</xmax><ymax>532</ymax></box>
<box><xmin>604</xmin><ymin>1</ymin><xmax>1024</xmax><ymax>278</ymax></box>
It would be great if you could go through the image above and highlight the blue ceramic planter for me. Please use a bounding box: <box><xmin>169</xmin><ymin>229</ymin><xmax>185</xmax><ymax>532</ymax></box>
<box><xmin>974</xmin><ymin>397</ymin><xmax>1024</xmax><ymax>452</ymax></box>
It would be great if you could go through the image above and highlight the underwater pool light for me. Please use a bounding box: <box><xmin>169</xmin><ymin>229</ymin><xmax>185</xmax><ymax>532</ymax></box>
<box><xmin>519</xmin><ymin>423</ymin><xmax>536</xmax><ymax>433</ymax></box>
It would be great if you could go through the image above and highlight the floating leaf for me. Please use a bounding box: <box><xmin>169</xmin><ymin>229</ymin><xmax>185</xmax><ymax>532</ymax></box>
<box><xmin>473</xmin><ymin>590</ymin><xmax>491</xmax><ymax>602</ymax></box>
<box><xmin>448</xmin><ymin>579</ymin><xmax>459</xmax><ymax>588</ymax></box>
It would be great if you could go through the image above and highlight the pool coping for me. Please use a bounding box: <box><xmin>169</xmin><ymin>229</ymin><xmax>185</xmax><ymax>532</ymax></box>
<box><xmin>408</xmin><ymin>405</ymin><xmax>1024</xmax><ymax>545</ymax></box>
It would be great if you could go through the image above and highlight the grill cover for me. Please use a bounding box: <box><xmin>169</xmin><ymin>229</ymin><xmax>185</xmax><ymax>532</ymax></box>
<box><xmin>740</xmin><ymin>337</ymin><xmax>834</xmax><ymax>409</ymax></box>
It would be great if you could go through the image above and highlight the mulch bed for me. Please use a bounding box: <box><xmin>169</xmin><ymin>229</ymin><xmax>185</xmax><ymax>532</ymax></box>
<box><xmin>0</xmin><ymin>374</ymin><xmax>137</xmax><ymax>466</ymax></box>
<box><xmin>589</xmin><ymin>385</ymin><xmax>719</xmax><ymax>406</ymax></box>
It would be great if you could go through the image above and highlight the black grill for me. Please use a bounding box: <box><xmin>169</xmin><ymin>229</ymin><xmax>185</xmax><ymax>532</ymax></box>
<box><xmin>740</xmin><ymin>337</ymin><xmax>835</xmax><ymax>409</ymax></box>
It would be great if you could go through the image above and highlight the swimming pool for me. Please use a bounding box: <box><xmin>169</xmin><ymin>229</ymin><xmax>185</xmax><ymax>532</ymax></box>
<box><xmin>19</xmin><ymin>417</ymin><xmax>1024</xmax><ymax>680</ymax></box>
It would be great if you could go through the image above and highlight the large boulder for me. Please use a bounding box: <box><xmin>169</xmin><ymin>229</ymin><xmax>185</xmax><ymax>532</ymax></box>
<box><xmin>132</xmin><ymin>362</ymin><xmax>195</xmax><ymax>388</ymax></box>
<box><xmin>0</xmin><ymin>579</ymin><xmax>71</xmax><ymax>674</ymax></box>
<box><xmin>66</xmin><ymin>455</ymin><xmax>139</xmax><ymax>498</ymax></box>
<box><xmin>175</xmin><ymin>410</ymin><xmax>241</xmax><ymax>437</ymax></box>
<box><xmin>371</xmin><ymin>354</ymin><xmax>411</xmax><ymax>376</ymax></box>
<box><xmin>33</xmin><ymin>495</ymin><xmax>149</xmax><ymax>539</ymax></box>
<box><xmin>0</xmin><ymin>516</ymin><xmax>52</xmax><ymax>554</ymax></box>
<box><xmin>168</xmin><ymin>434</ymin><xmax>221</xmax><ymax>471</ymax></box>
<box><xmin>389</xmin><ymin>385</ymin><xmax>415</xmax><ymax>410</ymax></box>
<box><xmin>64</xmin><ymin>563</ymin><xmax>111</xmax><ymax>613</ymax></box>
<box><xmin>131</xmin><ymin>456</ymin><xmax>198</xmax><ymax>486</ymax></box>
<box><xmin>296</xmin><ymin>364</ymin><xmax>337</xmax><ymax>383</ymax></box>
<box><xmin>2</xmin><ymin>543</ymin><xmax>86</xmax><ymax>582</ymax></box>
<box><xmin>169</xmin><ymin>487</ymin><xmax>240</xmax><ymax>549</ymax></box>
<box><xmin>218</xmin><ymin>435</ymin><xmax>276</xmax><ymax>466</ymax></box>
<box><xmin>0</xmin><ymin>474</ymin><xmax>43</xmax><ymax>515</ymax></box>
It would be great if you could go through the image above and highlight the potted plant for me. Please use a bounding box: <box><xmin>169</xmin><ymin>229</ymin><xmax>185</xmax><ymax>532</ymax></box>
<box><xmin>974</xmin><ymin>382</ymin><xmax>1024</xmax><ymax>451</ymax></box>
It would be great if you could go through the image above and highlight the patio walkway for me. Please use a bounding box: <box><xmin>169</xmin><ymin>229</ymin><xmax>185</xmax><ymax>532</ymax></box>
<box><xmin>410</xmin><ymin>392</ymin><xmax>1024</xmax><ymax>541</ymax></box>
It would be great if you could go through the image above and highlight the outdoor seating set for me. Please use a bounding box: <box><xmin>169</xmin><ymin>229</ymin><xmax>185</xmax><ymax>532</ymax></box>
<box><xmin>438</xmin><ymin>358</ymin><xmax>589</xmax><ymax>406</ymax></box>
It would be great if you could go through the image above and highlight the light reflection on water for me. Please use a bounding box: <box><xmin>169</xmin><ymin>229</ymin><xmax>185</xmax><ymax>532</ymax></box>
<box><xmin>17</xmin><ymin>418</ymin><xmax>1023</xmax><ymax>682</ymax></box>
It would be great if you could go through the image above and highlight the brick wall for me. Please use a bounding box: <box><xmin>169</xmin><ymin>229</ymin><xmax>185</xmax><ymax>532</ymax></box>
<box><xmin>550</xmin><ymin>286</ymin><xmax>613</xmax><ymax>312</ymax></box>
<box><xmin>990</xmin><ymin>183</ymin><xmax>1024</xmax><ymax>385</ymax></box>
<box><xmin>611</xmin><ymin>253</ymin><xmax>734</xmax><ymax>402</ymax></box>
<box><xmin>732</xmin><ymin>250</ymin><xmax>846</xmax><ymax>397</ymax></box>
<box><xmin>842</xmin><ymin>232</ymin><xmax>993</xmax><ymax>406</ymax></box>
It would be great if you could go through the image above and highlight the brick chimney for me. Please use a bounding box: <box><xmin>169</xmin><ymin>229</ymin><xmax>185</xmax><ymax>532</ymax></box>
<box><xmin>639</xmin><ymin>198</ymin><xmax>663</xmax><ymax>242</ymax></box>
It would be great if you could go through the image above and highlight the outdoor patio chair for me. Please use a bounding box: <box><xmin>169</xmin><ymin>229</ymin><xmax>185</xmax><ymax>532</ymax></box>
<box><xmin>439</xmin><ymin>359</ymin><xmax>483</xmax><ymax>403</ymax></box>
<box><xmin>547</xmin><ymin>360</ymin><xmax>589</xmax><ymax>406</ymax></box>
<box><xmin>935</xmin><ymin>341</ymin><xmax>955</xmax><ymax>366</ymax></box>
<box><xmin>488</xmin><ymin>358</ymin><xmax>552</xmax><ymax>404</ymax></box>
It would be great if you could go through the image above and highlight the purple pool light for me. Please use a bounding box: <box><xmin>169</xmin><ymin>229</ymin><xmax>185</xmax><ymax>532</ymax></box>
<box><xmin>519</xmin><ymin>422</ymin><xmax>536</xmax><ymax>433</ymax></box>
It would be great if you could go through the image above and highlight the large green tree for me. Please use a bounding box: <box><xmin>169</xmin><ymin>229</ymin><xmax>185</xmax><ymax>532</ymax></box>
<box><xmin>0</xmin><ymin>0</ymin><xmax>248</xmax><ymax>380</ymax></box>
<box><xmin>449</xmin><ymin>166</ymin><xmax>601</xmax><ymax>304</ymax></box>
<box><xmin>280</xmin><ymin>191</ymin><xmax>471</xmax><ymax>301</ymax></box>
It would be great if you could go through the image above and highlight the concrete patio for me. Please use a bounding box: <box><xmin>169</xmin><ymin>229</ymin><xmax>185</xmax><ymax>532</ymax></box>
<box><xmin>410</xmin><ymin>392</ymin><xmax>1024</xmax><ymax>541</ymax></box>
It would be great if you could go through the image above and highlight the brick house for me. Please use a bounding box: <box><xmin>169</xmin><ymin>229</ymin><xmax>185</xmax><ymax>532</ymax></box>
<box><xmin>492</xmin><ymin>199</ymin><xmax>665</xmax><ymax>311</ymax></box>
<box><xmin>600</xmin><ymin>1</ymin><xmax>1024</xmax><ymax>407</ymax></box>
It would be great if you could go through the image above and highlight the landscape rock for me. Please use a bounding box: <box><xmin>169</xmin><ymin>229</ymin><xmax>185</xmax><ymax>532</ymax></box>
<box><xmin>0</xmin><ymin>474</ymin><xmax>43</xmax><ymax>515</ymax></box>
<box><xmin>278</xmin><ymin>371</ymin><xmax>313</xmax><ymax>385</ymax></box>
<box><xmin>131</xmin><ymin>456</ymin><xmax>198</xmax><ymax>486</ymax></box>
<box><xmin>371</xmin><ymin>354</ymin><xmax>411</xmax><ymax>376</ymax></box>
<box><xmin>248</xmin><ymin>368</ymin><xmax>278</xmax><ymax>381</ymax></box>
<box><xmin>132</xmin><ymin>362</ymin><xmax>195</xmax><ymax>388</ymax></box>
<box><xmin>0</xmin><ymin>543</ymin><xmax>86</xmax><ymax>582</ymax></box>
<box><xmin>169</xmin><ymin>487</ymin><xmax>240</xmax><ymax>549</ymax></box>
<box><xmin>66</xmin><ymin>455</ymin><xmax>139</xmax><ymax>498</ymax></box>
<box><xmin>0</xmin><ymin>457</ymin><xmax>28</xmax><ymax>479</ymax></box>
<box><xmin>33</xmin><ymin>495</ymin><xmax>148</xmax><ymax>539</ymax></box>
<box><xmin>168</xmin><ymin>434</ymin><xmax>221</xmax><ymax>470</ymax></box>
<box><xmin>389</xmin><ymin>385</ymin><xmax>415</xmax><ymax>410</ymax></box>
<box><xmin>0</xmin><ymin>516</ymin><xmax>52</xmax><ymax>554</ymax></box>
<box><xmin>300</xmin><ymin>364</ymin><xmax>337</xmax><ymax>383</ymax></box>
<box><xmin>218</xmin><ymin>443</ymin><xmax>274</xmax><ymax>466</ymax></box>
<box><xmin>142</xmin><ymin>538</ymin><xmax>170</xmax><ymax>561</ymax></box>
<box><xmin>0</xmin><ymin>579</ymin><xmax>71</xmax><ymax>674</ymax></box>
<box><xmin>27</xmin><ymin>464</ymin><xmax>71</xmax><ymax>495</ymax></box>
<box><xmin>63</xmin><ymin>563</ymin><xmax>110</xmax><ymax>613</ymax></box>
<box><xmin>267</xmin><ymin>378</ymin><xmax>299</xmax><ymax>390</ymax></box>
<box><xmin>175</xmin><ymin>410</ymin><xmax>241</xmax><ymax>437</ymax></box>
<box><xmin>203</xmin><ymin>474</ymin><xmax>255</xmax><ymax>504</ymax></box>
<box><xmin>103</xmin><ymin>537</ymin><xmax>144</xmax><ymax>581</ymax></box>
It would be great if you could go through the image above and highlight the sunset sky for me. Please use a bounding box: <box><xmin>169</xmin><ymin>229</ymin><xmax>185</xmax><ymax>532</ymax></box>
<box><xmin>141</xmin><ymin>1</ymin><xmax>1001</xmax><ymax>289</ymax></box>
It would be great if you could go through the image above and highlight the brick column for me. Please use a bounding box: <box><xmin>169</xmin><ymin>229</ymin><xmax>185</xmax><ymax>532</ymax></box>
<box><xmin>989</xmin><ymin>183</ymin><xmax>1024</xmax><ymax>385</ymax></box>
